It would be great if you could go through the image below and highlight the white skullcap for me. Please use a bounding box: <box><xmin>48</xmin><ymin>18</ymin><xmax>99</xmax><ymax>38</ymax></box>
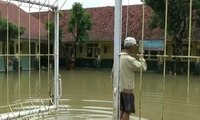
<box><xmin>124</xmin><ymin>37</ymin><xmax>137</xmax><ymax>47</ymax></box>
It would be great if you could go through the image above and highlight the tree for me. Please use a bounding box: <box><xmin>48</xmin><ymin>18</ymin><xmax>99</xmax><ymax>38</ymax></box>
<box><xmin>145</xmin><ymin>0</ymin><xmax>200</xmax><ymax>74</ymax></box>
<box><xmin>45</xmin><ymin>21</ymin><xmax>68</xmax><ymax>68</ymax></box>
<box><xmin>0</xmin><ymin>18</ymin><xmax>25</xmax><ymax>72</ymax></box>
<box><xmin>67</xmin><ymin>2</ymin><xmax>92</xmax><ymax>60</ymax></box>
<box><xmin>46</xmin><ymin>20</ymin><xmax>63</xmax><ymax>42</ymax></box>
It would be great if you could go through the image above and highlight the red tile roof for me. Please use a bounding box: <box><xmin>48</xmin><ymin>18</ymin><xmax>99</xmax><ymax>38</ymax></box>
<box><xmin>32</xmin><ymin>5</ymin><xmax>165</xmax><ymax>42</ymax></box>
<box><xmin>0</xmin><ymin>1</ymin><xmax>47</xmax><ymax>40</ymax></box>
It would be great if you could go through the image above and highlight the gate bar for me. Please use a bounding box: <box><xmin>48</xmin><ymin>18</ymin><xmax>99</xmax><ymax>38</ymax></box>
<box><xmin>113</xmin><ymin>0</ymin><xmax>122</xmax><ymax>120</ymax></box>
<box><xmin>0</xmin><ymin>106</ymin><xmax>56</xmax><ymax>120</ymax></box>
<box><xmin>12</xmin><ymin>0</ymin><xmax>57</xmax><ymax>9</ymax></box>
<box><xmin>162</xmin><ymin>0</ymin><xmax>168</xmax><ymax>119</ymax></box>
<box><xmin>53</xmin><ymin>6</ymin><xmax>60</xmax><ymax>110</ymax></box>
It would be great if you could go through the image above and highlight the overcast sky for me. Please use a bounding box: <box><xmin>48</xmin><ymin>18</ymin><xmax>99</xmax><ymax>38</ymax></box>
<box><xmin>2</xmin><ymin>0</ymin><xmax>142</xmax><ymax>12</ymax></box>
<box><xmin>60</xmin><ymin>0</ymin><xmax>142</xmax><ymax>9</ymax></box>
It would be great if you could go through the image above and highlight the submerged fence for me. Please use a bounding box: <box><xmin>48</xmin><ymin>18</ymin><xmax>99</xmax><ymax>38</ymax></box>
<box><xmin>0</xmin><ymin>0</ymin><xmax>65</xmax><ymax>119</ymax></box>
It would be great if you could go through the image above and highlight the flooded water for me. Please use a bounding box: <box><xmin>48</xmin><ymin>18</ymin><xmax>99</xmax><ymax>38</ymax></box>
<box><xmin>0</xmin><ymin>69</ymin><xmax>200</xmax><ymax>120</ymax></box>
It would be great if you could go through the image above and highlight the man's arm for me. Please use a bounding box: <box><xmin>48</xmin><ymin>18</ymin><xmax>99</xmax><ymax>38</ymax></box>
<box><xmin>130</xmin><ymin>57</ymin><xmax>147</xmax><ymax>71</ymax></box>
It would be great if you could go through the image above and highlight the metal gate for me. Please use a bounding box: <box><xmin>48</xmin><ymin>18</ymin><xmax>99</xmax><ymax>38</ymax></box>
<box><xmin>113</xmin><ymin>0</ymin><xmax>200</xmax><ymax>120</ymax></box>
<box><xmin>0</xmin><ymin>0</ymin><xmax>65</xmax><ymax>119</ymax></box>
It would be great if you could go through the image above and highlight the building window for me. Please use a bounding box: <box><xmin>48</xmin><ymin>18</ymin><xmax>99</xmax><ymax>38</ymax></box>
<box><xmin>183</xmin><ymin>50</ymin><xmax>188</xmax><ymax>56</ymax></box>
<box><xmin>144</xmin><ymin>50</ymin><xmax>149</xmax><ymax>59</ymax></box>
<box><xmin>37</xmin><ymin>45</ymin><xmax>39</xmax><ymax>53</ymax></box>
<box><xmin>150</xmin><ymin>50</ymin><xmax>157</xmax><ymax>59</ymax></box>
<box><xmin>87</xmin><ymin>44</ymin><xmax>93</xmax><ymax>47</ymax></box>
<box><xmin>86</xmin><ymin>43</ymin><xmax>98</xmax><ymax>58</ymax></box>
<box><xmin>87</xmin><ymin>48</ymin><xmax>93</xmax><ymax>57</ymax></box>
<box><xmin>144</xmin><ymin>50</ymin><xmax>164</xmax><ymax>60</ymax></box>
<box><xmin>9</xmin><ymin>44</ymin><xmax>14</xmax><ymax>54</ymax></box>
<box><xmin>79</xmin><ymin>45</ymin><xmax>82</xmax><ymax>53</ymax></box>
<box><xmin>104</xmin><ymin>46</ymin><xmax>107</xmax><ymax>53</ymax></box>
<box><xmin>94</xmin><ymin>47</ymin><xmax>100</xmax><ymax>58</ymax></box>
<box><xmin>159</xmin><ymin>51</ymin><xmax>164</xmax><ymax>55</ymax></box>
<box><xmin>198</xmin><ymin>49</ymin><xmax>200</xmax><ymax>56</ymax></box>
<box><xmin>16</xmin><ymin>43</ymin><xmax>22</xmax><ymax>52</ymax></box>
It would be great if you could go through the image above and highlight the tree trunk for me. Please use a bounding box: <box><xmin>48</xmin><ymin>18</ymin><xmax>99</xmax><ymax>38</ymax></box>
<box><xmin>174</xmin><ymin>19</ymin><xmax>187</xmax><ymax>75</ymax></box>
<box><xmin>59</xmin><ymin>40</ymin><xmax>71</xmax><ymax>69</ymax></box>
<box><xmin>2</xmin><ymin>42</ymin><xmax>7</xmax><ymax>73</ymax></box>
<box><xmin>173</xmin><ymin>36</ymin><xmax>183</xmax><ymax>74</ymax></box>
<box><xmin>70</xmin><ymin>43</ymin><xmax>76</xmax><ymax>69</ymax></box>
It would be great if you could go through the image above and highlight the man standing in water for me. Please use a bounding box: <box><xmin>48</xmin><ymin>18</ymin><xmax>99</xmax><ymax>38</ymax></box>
<box><xmin>119</xmin><ymin>37</ymin><xmax>147</xmax><ymax>120</ymax></box>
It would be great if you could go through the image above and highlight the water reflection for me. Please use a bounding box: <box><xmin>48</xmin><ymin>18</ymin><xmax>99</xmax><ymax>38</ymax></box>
<box><xmin>0</xmin><ymin>69</ymin><xmax>200</xmax><ymax>120</ymax></box>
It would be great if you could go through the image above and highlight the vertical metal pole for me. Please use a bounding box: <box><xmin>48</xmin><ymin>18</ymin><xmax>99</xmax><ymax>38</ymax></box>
<box><xmin>18</xmin><ymin>1</ymin><xmax>21</xmax><ymax>102</ymax></box>
<box><xmin>162</xmin><ymin>0</ymin><xmax>168</xmax><ymax>119</ymax></box>
<box><xmin>125</xmin><ymin>0</ymin><xmax>129</xmax><ymax>38</ymax></box>
<box><xmin>47</xmin><ymin>0</ymin><xmax>51</xmax><ymax>107</ymax></box>
<box><xmin>187</xmin><ymin>0</ymin><xmax>192</xmax><ymax>120</ymax></box>
<box><xmin>54</xmin><ymin>7</ymin><xmax>59</xmax><ymax>110</ymax></box>
<box><xmin>6</xmin><ymin>0</ymin><xmax>10</xmax><ymax>111</ymax></box>
<box><xmin>38</xmin><ymin>2</ymin><xmax>41</xmax><ymax>104</ymax></box>
<box><xmin>139</xmin><ymin>1</ymin><xmax>145</xmax><ymax>120</ymax></box>
<box><xmin>113</xmin><ymin>0</ymin><xmax>122</xmax><ymax>120</ymax></box>
<box><xmin>28</xmin><ymin>1</ymin><xmax>31</xmax><ymax>99</ymax></box>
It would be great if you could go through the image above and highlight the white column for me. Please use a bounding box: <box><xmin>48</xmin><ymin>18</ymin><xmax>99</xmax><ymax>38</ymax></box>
<box><xmin>113</xmin><ymin>0</ymin><xmax>122</xmax><ymax>120</ymax></box>
<box><xmin>54</xmin><ymin>7</ymin><xmax>59</xmax><ymax>109</ymax></box>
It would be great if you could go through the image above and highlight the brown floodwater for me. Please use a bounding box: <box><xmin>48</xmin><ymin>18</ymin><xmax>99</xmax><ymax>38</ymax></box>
<box><xmin>0</xmin><ymin>69</ymin><xmax>200</xmax><ymax>120</ymax></box>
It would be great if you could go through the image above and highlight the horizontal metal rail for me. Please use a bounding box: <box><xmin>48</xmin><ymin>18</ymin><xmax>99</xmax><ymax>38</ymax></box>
<box><xmin>0</xmin><ymin>99</ymin><xmax>52</xmax><ymax>110</ymax></box>
<box><xmin>0</xmin><ymin>99</ymin><xmax>68</xmax><ymax>120</ymax></box>
<box><xmin>11</xmin><ymin>0</ymin><xmax>57</xmax><ymax>9</ymax></box>
<box><xmin>0</xmin><ymin>54</ymin><xmax>199</xmax><ymax>59</ymax></box>
<box><xmin>133</xmin><ymin>54</ymin><xmax>200</xmax><ymax>59</ymax></box>
<box><xmin>0</xmin><ymin>54</ymin><xmax>55</xmax><ymax>57</ymax></box>
<box><xmin>0</xmin><ymin>106</ymin><xmax>56</xmax><ymax>120</ymax></box>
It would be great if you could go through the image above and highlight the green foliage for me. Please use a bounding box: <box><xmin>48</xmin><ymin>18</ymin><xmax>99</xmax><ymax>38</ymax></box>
<box><xmin>145</xmin><ymin>0</ymin><xmax>200</xmax><ymax>74</ymax></box>
<box><xmin>46</xmin><ymin>21</ymin><xmax>54</xmax><ymax>41</ymax></box>
<box><xmin>145</xmin><ymin>0</ymin><xmax>200</xmax><ymax>37</ymax></box>
<box><xmin>45</xmin><ymin>20</ymin><xmax>63</xmax><ymax>42</ymax></box>
<box><xmin>194</xmin><ymin>0</ymin><xmax>200</xmax><ymax>27</ymax></box>
<box><xmin>0</xmin><ymin>18</ymin><xmax>24</xmax><ymax>41</ymax></box>
<box><xmin>0</xmin><ymin>18</ymin><xmax>25</xmax><ymax>72</ymax></box>
<box><xmin>68</xmin><ymin>2</ymin><xmax>92</xmax><ymax>44</ymax></box>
